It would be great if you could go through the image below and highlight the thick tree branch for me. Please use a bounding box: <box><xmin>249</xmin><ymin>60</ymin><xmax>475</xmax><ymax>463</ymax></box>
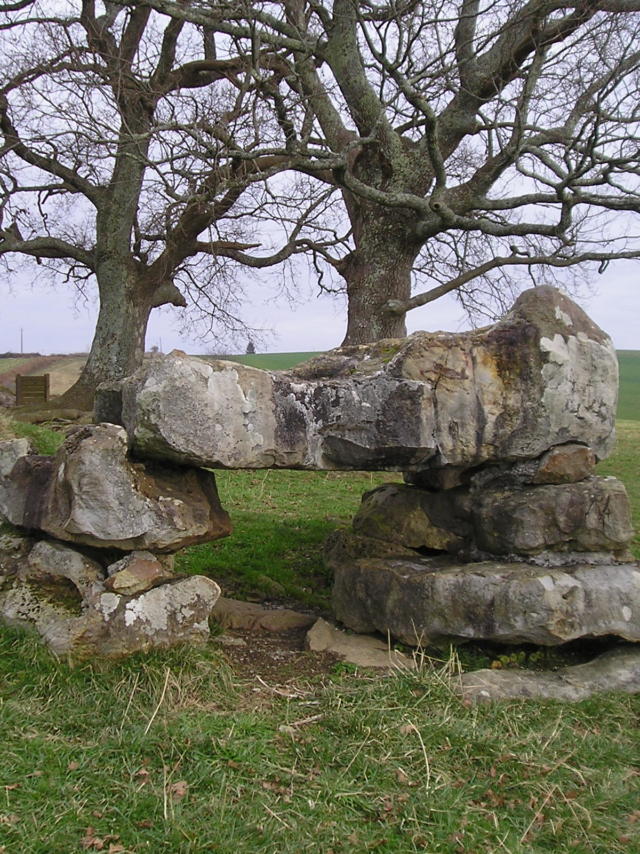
<box><xmin>0</xmin><ymin>232</ymin><xmax>95</xmax><ymax>268</ymax></box>
<box><xmin>386</xmin><ymin>249</ymin><xmax>640</xmax><ymax>314</ymax></box>
<box><xmin>0</xmin><ymin>95</ymin><xmax>102</xmax><ymax>206</ymax></box>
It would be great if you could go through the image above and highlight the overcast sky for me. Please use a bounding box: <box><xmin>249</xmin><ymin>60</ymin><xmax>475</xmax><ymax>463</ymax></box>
<box><xmin>1</xmin><ymin>259</ymin><xmax>638</xmax><ymax>356</ymax></box>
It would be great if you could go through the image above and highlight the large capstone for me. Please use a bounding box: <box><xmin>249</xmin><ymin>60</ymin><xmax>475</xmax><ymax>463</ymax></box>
<box><xmin>101</xmin><ymin>287</ymin><xmax>618</xmax><ymax>472</ymax></box>
<box><xmin>0</xmin><ymin>425</ymin><xmax>231</xmax><ymax>551</ymax></box>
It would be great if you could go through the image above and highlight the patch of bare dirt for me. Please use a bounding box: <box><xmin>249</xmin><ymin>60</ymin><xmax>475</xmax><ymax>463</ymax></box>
<box><xmin>42</xmin><ymin>357</ymin><xmax>87</xmax><ymax>395</ymax></box>
<box><xmin>213</xmin><ymin>624</ymin><xmax>341</xmax><ymax>685</ymax></box>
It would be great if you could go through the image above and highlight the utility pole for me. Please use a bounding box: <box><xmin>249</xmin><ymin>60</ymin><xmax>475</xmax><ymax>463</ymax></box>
<box><xmin>20</xmin><ymin>328</ymin><xmax>23</xmax><ymax>354</ymax></box>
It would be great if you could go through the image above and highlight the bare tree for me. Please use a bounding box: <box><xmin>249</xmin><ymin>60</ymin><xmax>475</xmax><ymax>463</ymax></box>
<box><xmin>130</xmin><ymin>0</ymin><xmax>640</xmax><ymax>344</ymax></box>
<box><xmin>0</xmin><ymin>1</ymin><xmax>340</xmax><ymax>406</ymax></box>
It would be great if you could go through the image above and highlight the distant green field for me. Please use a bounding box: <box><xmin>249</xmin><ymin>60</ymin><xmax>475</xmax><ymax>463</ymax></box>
<box><xmin>0</xmin><ymin>357</ymin><xmax>31</xmax><ymax>374</ymax></box>
<box><xmin>202</xmin><ymin>351</ymin><xmax>321</xmax><ymax>371</ymax></box>
<box><xmin>617</xmin><ymin>350</ymin><xmax>640</xmax><ymax>421</ymax></box>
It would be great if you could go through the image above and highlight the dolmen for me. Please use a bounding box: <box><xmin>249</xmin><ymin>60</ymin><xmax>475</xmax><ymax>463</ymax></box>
<box><xmin>1</xmin><ymin>285</ymin><xmax>638</xmax><ymax>664</ymax></box>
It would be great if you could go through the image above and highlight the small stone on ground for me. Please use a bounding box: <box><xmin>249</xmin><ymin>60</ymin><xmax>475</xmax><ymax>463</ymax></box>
<box><xmin>306</xmin><ymin>618</ymin><xmax>415</xmax><ymax>670</ymax></box>
<box><xmin>458</xmin><ymin>645</ymin><xmax>640</xmax><ymax>703</ymax></box>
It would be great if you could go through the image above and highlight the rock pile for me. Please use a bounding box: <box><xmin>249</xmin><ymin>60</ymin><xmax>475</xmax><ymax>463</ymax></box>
<box><xmin>0</xmin><ymin>425</ymin><xmax>230</xmax><ymax>658</ymax></box>
<box><xmin>326</xmin><ymin>291</ymin><xmax>639</xmax><ymax>648</ymax></box>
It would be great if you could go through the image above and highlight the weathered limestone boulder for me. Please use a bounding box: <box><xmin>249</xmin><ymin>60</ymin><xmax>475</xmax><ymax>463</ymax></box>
<box><xmin>0</xmin><ymin>425</ymin><xmax>231</xmax><ymax>552</ymax></box>
<box><xmin>458</xmin><ymin>645</ymin><xmax>640</xmax><ymax>703</ymax></box>
<box><xmin>93</xmin><ymin>576</ymin><xmax>221</xmax><ymax>658</ymax></box>
<box><xmin>23</xmin><ymin>539</ymin><xmax>105</xmax><ymax>602</ymax></box>
<box><xmin>101</xmin><ymin>287</ymin><xmax>617</xmax><ymax>473</ymax></box>
<box><xmin>211</xmin><ymin>597</ymin><xmax>317</xmax><ymax>632</ymax></box>
<box><xmin>0</xmin><ymin>438</ymin><xmax>31</xmax><ymax>477</ymax></box>
<box><xmin>473</xmin><ymin>477</ymin><xmax>633</xmax><ymax>558</ymax></box>
<box><xmin>330</xmin><ymin>549</ymin><xmax>640</xmax><ymax>646</ymax></box>
<box><xmin>352</xmin><ymin>477</ymin><xmax>634</xmax><ymax>560</ymax></box>
<box><xmin>352</xmin><ymin>483</ymin><xmax>472</xmax><ymax>552</ymax></box>
<box><xmin>0</xmin><ymin>531</ymin><xmax>221</xmax><ymax>658</ymax></box>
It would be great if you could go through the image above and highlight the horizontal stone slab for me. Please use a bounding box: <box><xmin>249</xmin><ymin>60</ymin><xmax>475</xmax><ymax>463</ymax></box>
<box><xmin>353</xmin><ymin>477</ymin><xmax>634</xmax><ymax>558</ymax></box>
<box><xmin>306</xmin><ymin>618</ymin><xmax>415</xmax><ymax>670</ymax></box>
<box><xmin>458</xmin><ymin>646</ymin><xmax>640</xmax><ymax>703</ymax></box>
<box><xmin>101</xmin><ymin>287</ymin><xmax>617</xmax><ymax>471</ymax></box>
<box><xmin>473</xmin><ymin>476</ymin><xmax>633</xmax><ymax>557</ymax></box>
<box><xmin>406</xmin><ymin>442</ymin><xmax>597</xmax><ymax>491</ymax></box>
<box><xmin>330</xmin><ymin>547</ymin><xmax>640</xmax><ymax>646</ymax></box>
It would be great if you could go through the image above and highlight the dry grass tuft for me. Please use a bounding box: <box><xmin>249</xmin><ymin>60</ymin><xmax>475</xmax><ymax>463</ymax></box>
<box><xmin>0</xmin><ymin>408</ymin><xmax>17</xmax><ymax>440</ymax></box>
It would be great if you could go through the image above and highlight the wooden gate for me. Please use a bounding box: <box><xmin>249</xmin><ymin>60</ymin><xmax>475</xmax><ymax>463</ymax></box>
<box><xmin>15</xmin><ymin>374</ymin><xmax>50</xmax><ymax>406</ymax></box>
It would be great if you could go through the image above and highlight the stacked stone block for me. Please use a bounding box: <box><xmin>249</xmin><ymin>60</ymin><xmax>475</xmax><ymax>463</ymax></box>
<box><xmin>329</xmin><ymin>461</ymin><xmax>639</xmax><ymax>647</ymax></box>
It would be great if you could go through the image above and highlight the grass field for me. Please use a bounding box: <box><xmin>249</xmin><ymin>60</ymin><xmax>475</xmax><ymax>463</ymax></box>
<box><xmin>617</xmin><ymin>351</ymin><xmax>640</xmax><ymax>421</ymax></box>
<box><xmin>0</xmin><ymin>357</ymin><xmax>31</xmax><ymax>373</ymax></box>
<box><xmin>1</xmin><ymin>629</ymin><xmax>638</xmax><ymax>854</ymax></box>
<box><xmin>202</xmin><ymin>352</ymin><xmax>321</xmax><ymax>371</ymax></box>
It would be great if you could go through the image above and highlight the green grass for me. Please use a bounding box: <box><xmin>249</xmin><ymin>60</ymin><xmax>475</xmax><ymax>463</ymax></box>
<box><xmin>617</xmin><ymin>351</ymin><xmax>640</xmax><ymax>421</ymax></box>
<box><xmin>0</xmin><ymin>357</ymin><xmax>32</xmax><ymax>373</ymax></box>
<box><xmin>0</xmin><ymin>629</ymin><xmax>638</xmax><ymax>853</ymax></box>
<box><xmin>9</xmin><ymin>421</ymin><xmax>65</xmax><ymax>455</ymax></box>
<box><xmin>597</xmin><ymin>419</ymin><xmax>640</xmax><ymax>558</ymax></box>
<box><xmin>176</xmin><ymin>470</ymin><xmax>392</xmax><ymax>607</ymax></box>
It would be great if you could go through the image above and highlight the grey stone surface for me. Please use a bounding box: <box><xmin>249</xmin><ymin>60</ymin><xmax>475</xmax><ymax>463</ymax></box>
<box><xmin>324</xmin><ymin>529</ymin><xmax>419</xmax><ymax>566</ymax></box>
<box><xmin>0</xmin><ymin>424</ymin><xmax>231</xmax><ymax>552</ymax></box>
<box><xmin>24</xmin><ymin>539</ymin><xmax>105</xmax><ymax>601</ymax></box>
<box><xmin>104</xmin><ymin>287</ymin><xmax>617</xmax><ymax>472</ymax></box>
<box><xmin>330</xmin><ymin>548</ymin><xmax>640</xmax><ymax>646</ymax></box>
<box><xmin>458</xmin><ymin>646</ymin><xmax>640</xmax><ymax>703</ymax></box>
<box><xmin>405</xmin><ymin>444</ymin><xmax>597</xmax><ymax>491</ymax></box>
<box><xmin>352</xmin><ymin>482</ymin><xmax>472</xmax><ymax>552</ymax></box>
<box><xmin>93</xmin><ymin>576</ymin><xmax>221</xmax><ymax>658</ymax></box>
<box><xmin>0</xmin><ymin>532</ymin><xmax>221</xmax><ymax>658</ymax></box>
<box><xmin>211</xmin><ymin>597</ymin><xmax>317</xmax><ymax>632</ymax></box>
<box><xmin>0</xmin><ymin>438</ymin><xmax>31</xmax><ymax>477</ymax></box>
<box><xmin>351</xmin><ymin>477</ymin><xmax>633</xmax><ymax>559</ymax></box>
<box><xmin>306</xmin><ymin>618</ymin><xmax>415</xmax><ymax>669</ymax></box>
<box><xmin>0</xmin><ymin>529</ymin><xmax>35</xmax><ymax>584</ymax></box>
<box><xmin>473</xmin><ymin>476</ymin><xmax>633</xmax><ymax>557</ymax></box>
<box><xmin>528</xmin><ymin>444</ymin><xmax>597</xmax><ymax>485</ymax></box>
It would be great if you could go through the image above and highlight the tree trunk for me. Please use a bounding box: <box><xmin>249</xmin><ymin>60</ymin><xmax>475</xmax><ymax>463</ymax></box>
<box><xmin>340</xmin><ymin>216</ymin><xmax>421</xmax><ymax>345</ymax></box>
<box><xmin>56</xmin><ymin>265</ymin><xmax>152</xmax><ymax>411</ymax></box>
